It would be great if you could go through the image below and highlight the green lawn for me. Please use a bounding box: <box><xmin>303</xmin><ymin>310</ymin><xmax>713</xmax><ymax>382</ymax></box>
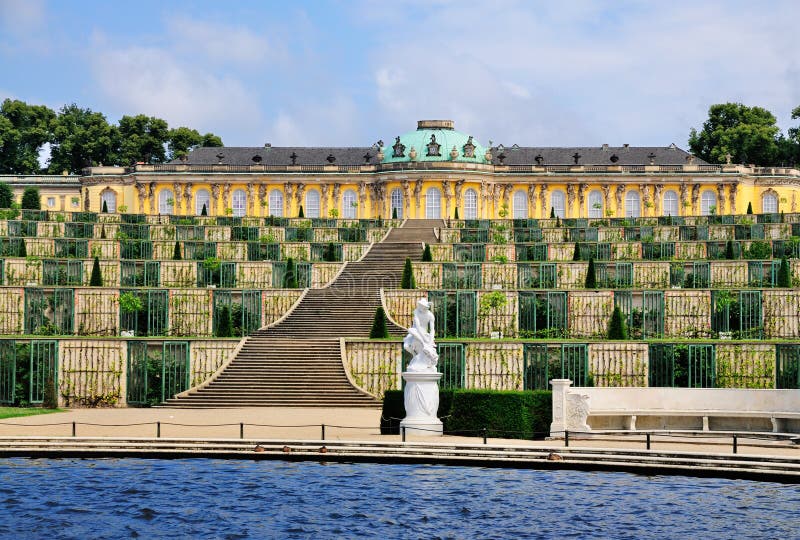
<box><xmin>0</xmin><ymin>407</ymin><xmax>63</xmax><ymax>420</ymax></box>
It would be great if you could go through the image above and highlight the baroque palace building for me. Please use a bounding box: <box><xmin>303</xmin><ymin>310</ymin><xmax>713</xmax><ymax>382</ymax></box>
<box><xmin>8</xmin><ymin>120</ymin><xmax>800</xmax><ymax>218</ymax></box>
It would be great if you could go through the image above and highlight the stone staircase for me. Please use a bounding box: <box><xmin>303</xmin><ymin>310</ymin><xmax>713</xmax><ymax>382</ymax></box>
<box><xmin>165</xmin><ymin>221</ymin><xmax>437</xmax><ymax>408</ymax></box>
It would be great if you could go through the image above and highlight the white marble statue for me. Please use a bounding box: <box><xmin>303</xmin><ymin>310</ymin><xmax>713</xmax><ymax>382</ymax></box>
<box><xmin>400</xmin><ymin>299</ymin><xmax>443</xmax><ymax>436</ymax></box>
<box><xmin>403</xmin><ymin>298</ymin><xmax>439</xmax><ymax>372</ymax></box>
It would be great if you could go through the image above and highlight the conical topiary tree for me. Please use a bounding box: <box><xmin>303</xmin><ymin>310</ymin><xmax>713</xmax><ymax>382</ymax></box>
<box><xmin>725</xmin><ymin>239</ymin><xmax>736</xmax><ymax>259</ymax></box>
<box><xmin>369</xmin><ymin>306</ymin><xmax>390</xmax><ymax>339</ymax></box>
<box><xmin>18</xmin><ymin>238</ymin><xmax>26</xmax><ymax>257</ymax></box>
<box><xmin>607</xmin><ymin>306</ymin><xmax>628</xmax><ymax>340</ymax></box>
<box><xmin>100</xmin><ymin>224</ymin><xmax>106</xmax><ymax>239</ymax></box>
<box><xmin>572</xmin><ymin>243</ymin><xmax>581</xmax><ymax>261</ymax></box>
<box><xmin>392</xmin><ymin>207</ymin><xmax>398</xmax><ymax>219</ymax></box>
<box><xmin>550</xmin><ymin>207</ymin><xmax>555</xmax><ymax>219</ymax></box>
<box><xmin>173</xmin><ymin>241</ymin><xmax>182</xmax><ymax>260</ymax></box>
<box><xmin>746</xmin><ymin>202</ymin><xmax>753</xmax><ymax>214</ymax></box>
<box><xmin>298</xmin><ymin>205</ymin><xmax>304</xmax><ymax>218</ymax></box>
<box><xmin>216</xmin><ymin>305</ymin><xmax>232</xmax><ymax>337</ymax></box>
<box><xmin>102</xmin><ymin>200</ymin><xmax>108</xmax><ymax>213</ymax></box>
<box><xmin>89</xmin><ymin>256</ymin><xmax>103</xmax><ymax>286</ymax></box>
<box><xmin>284</xmin><ymin>257</ymin><xmax>299</xmax><ymax>288</ymax></box>
<box><xmin>201</xmin><ymin>204</ymin><xmax>208</xmax><ymax>216</ymax></box>
<box><xmin>585</xmin><ymin>257</ymin><xmax>597</xmax><ymax>288</ymax></box>
<box><xmin>401</xmin><ymin>258</ymin><xmax>416</xmax><ymax>289</ymax></box>
<box><xmin>454</xmin><ymin>207</ymin><xmax>460</xmax><ymax>220</ymax></box>
<box><xmin>422</xmin><ymin>244</ymin><xmax>433</xmax><ymax>262</ymax></box>
<box><xmin>0</xmin><ymin>182</ymin><xmax>13</xmax><ymax>208</ymax></box>
<box><xmin>778</xmin><ymin>256</ymin><xmax>792</xmax><ymax>287</ymax></box>
<box><xmin>21</xmin><ymin>187</ymin><xmax>40</xmax><ymax>210</ymax></box>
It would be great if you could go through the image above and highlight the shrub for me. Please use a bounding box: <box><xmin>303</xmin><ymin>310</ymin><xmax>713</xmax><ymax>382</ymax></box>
<box><xmin>173</xmin><ymin>241</ymin><xmax>182</xmax><ymax>260</ymax></box>
<box><xmin>746</xmin><ymin>201</ymin><xmax>753</xmax><ymax>214</ymax></box>
<box><xmin>43</xmin><ymin>375</ymin><xmax>58</xmax><ymax>409</ymax></box>
<box><xmin>572</xmin><ymin>242</ymin><xmax>581</xmax><ymax>261</ymax></box>
<box><xmin>0</xmin><ymin>182</ymin><xmax>13</xmax><ymax>208</ymax></box>
<box><xmin>422</xmin><ymin>244</ymin><xmax>433</xmax><ymax>262</ymax></box>
<box><xmin>18</xmin><ymin>238</ymin><xmax>26</xmax><ymax>257</ymax></box>
<box><xmin>585</xmin><ymin>257</ymin><xmax>597</xmax><ymax>288</ymax></box>
<box><xmin>607</xmin><ymin>305</ymin><xmax>628</xmax><ymax>339</ymax></box>
<box><xmin>89</xmin><ymin>256</ymin><xmax>103</xmax><ymax>286</ymax></box>
<box><xmin>778</xmin><ymin>256</ymin><xmax>792</xmax><ymax>287</ymax></box>
<box><xmin>284</xmin><ymin>257</ymin><xmax>299</xmax><ymax>288</ymax></box>
<box><xmin>445</xmin><ymin>390</ymin><xmax>552</xmax><ymax>439</ymax></box>
<box><xmin>725</xmin><ymin>239</ymin><xmax>736</xmax><ymax>259</ymax></box>
<box><xmin>369</xmin><ymin>306</ymin><xmax>390</xmax><ymax>339</ymax></box>
<box><xmin>216</xmin><ymin>305</ymin><xmax>232</xmax><ymax>337</ymax></box>
<box><xmin>21</xmin><ymin>187</ymin><xmax>40</xmax><ymax>210</ymax></box>
<box><xmin>400</xmin><ymin>257</ymin><xmax>416</xmax><ymax>289</ymax></box>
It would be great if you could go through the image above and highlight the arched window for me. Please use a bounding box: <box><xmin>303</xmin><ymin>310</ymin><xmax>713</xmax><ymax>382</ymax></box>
<box><xmin>663</xmin><ymin>190</ymin><xmax>679</xmax><ymax>216</ymax></box>
<box><xmin>305</xmin><ymin>190</ymin><xmax>320</xmax><ymax>218</ymax></box>
<box><xmin>390</xmin><ymin>188</ymin><xmax>403</xmax><ymax>219</ymax></box>
<box><xmin>425</xmin><ymin>187</ymin><xmax>441</xmax><ymax>219</ymax></box>
<box><xmin>195</xmin><ymin>189</ymin><xmax>210</xmax><ymax>215</ymax></box>
<box><xmin>100</xmin><ymin>190</ymin><xmax>117</xmax><ymax>213</ymax></box>
<box><xmin>550</xmin><ymin>190</ymin><xmax>566</xmax><ymax>218</ymax></box>
<box><xmin>513</xmin><ymin>190</ymin><xmax>528</xmax><ymax>219</ymax></box>
<box><xmin>625</xmin><ymin>190</ymin><xmax>640</xmax><ymax>218</ymax></box>
<box><xmin>232</xmin><ymin>189</ymin><xmax>247</xmax><ymax>217</ymax></box>
<box><xmin>342</xmin><ymin>189</ymin><xmax>358</xmax><ymax>219</ymax></box>
<box><xmin>587</xmin><ymin>190</ymin><xmax>603</xmax><ymax>218</ymax></box>
<box><xmin>762</xmin><ymin>192</ymin><xmax>778</xmax><ymax>213</ymax></box>
<box><xmin>464</xmin><ymin>188</ymin><xmax>478</xmax><ymax>219</ymax></box>
<box><xmin>700</xmin><ymin>190</ymin><xmax>717</xmax><ymax>215</ymax></box>
<box><xmin>158</xmin><ymin>189</ymin><xmax>174</xmax><ymax>215</ymax></box>
<box><xmin>268</xmin><ymin>189</ymin><xmax>284</xmax><ymax>217</ymax></box>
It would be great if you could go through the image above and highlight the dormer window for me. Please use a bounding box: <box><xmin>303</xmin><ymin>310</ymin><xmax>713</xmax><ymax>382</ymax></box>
<box><xmin>610</xmin><ymin>154</ymin><xmax>619</xmax><ymax>163</ymax></box>
<box><xmin>462</xmin><ymin>136</ymin><xmax>475</xmax><ymax>158</ymax></box>
<box><xmin>326</xmin><ymin>154</ymin><xmax>336</xmax><ymax>164</ymax></box>
<box><xmin>534</xmin><ymin>154</ymin><xmax>543</xmax><ymax>165</ymax></box>
<box><xmin>252</xmin><ymin>155</ymin><xmax>262</xmax><ymax>163</ymax></box>
<box><xmin>426</xmin><ymin>134</ymin><xmax>441</xmax><ymax>157</ymax></box>
<box><xmin>392</xmin><ymin>136</ymin><xmax>406</xmax><ymax>158</ymax></box>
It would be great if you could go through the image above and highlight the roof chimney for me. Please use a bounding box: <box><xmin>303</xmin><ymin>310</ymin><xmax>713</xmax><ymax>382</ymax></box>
<box><xmin>602</xmin><ymin>144</ymin><xmax>609</xmax><ymax>150</ymax></box>
<box><xmin>622</xmin><ymin>144</ymin><xmax>630</xmax><ymax>149</ymax></box>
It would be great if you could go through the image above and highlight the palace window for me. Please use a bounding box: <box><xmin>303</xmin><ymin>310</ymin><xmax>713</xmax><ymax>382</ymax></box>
<box><xmin>47</xmin><ymin>197</ymin><xmax>56</xmax><ymax>208</ymax></box>
<box><xmin>232</xmin><ymin>189</ymin><xmax>247</xmax><ymax>217</ymax></box>
<box><xmin>390</xmin><ymin>188</ymin><xmax>403</xmax><ymax>219</ymax></box>
<box><xmin>426</xmin><ymin>187</ymin><xmax>441</xmax><ymax>219</ymax></box>
<box><xmin>342</xmin><ymin>189</ymin><xmax>357</xmax><ymax>219</ymax></box>
<box><xmin>762</xmin><ymin>192</ymin><xmax>778</xmax><ymax>213</ymax></box>
<box><xmin>158</xmin><ymin>189</ymin><xmax>174</xmax><ymax>215</ymax></box>
<box><xmin>700</xmin><ymin>190</ymin><xmax>717</xmax><ymax>215</ymax></box>
<box><xmin>550</xmin><ymin>190</ymin><xmax>566</xmax><ymax>218</ymax></box>
<box><xmin>663</xmin><ymin>190</ymin><xmax>679</xmax><ymax>216</ymax></box>
<box><xmin>269</xmin><ymin>189</ymin><xmax>284</xmax><ymax>217</ymax></box>
<box><xmin>513</xmin><ymin>190</ymin><xmax>528</xmax><ymax>219</ymax></box>
<box><xmin>625</xmin><ymin>190</ymin><xmax>640</xmax><ymax>218</ymax></box>
<box><xmin>464</xmin><ymin>188</ymin><xmax>478</xmax><ymax>219</ymax></box>
<box><xmin>587</xmin><ymin>190</ymin><xmax>603</xmax><ymax>218</ymax></box>
<box><xmin>100</xmin><ymin>190</ymin><xmax>116</xmax><ymax>213</ymax></box>
<box><xmin>305</xmin><ymin>190</ymin><xmax>321</xmax><ymax>218</ymax></box>
<box><xmin>195</xmin><ymin>189</ymin><xmax>210</xmax><ymax>215</ymax></box>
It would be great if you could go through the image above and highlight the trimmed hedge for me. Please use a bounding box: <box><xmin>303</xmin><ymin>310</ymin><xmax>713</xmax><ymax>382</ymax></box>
<box><xmin>380</xmin><ymin>389</ymin><xmax>552</xmax><ymax>439</ymax></box>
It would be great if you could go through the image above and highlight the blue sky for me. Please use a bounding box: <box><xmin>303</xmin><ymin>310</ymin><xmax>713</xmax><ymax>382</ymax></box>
<box><xmin>1</xmin><ymin>0</ymin><xmax>799</xmax><ymax>150</ymax></box>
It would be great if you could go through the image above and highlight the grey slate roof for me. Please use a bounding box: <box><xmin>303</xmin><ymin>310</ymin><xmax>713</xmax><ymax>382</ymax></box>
<box><xmin>177</xmin><ymin>143</ymin><xmax>706</xmax><ymax>166</ymax></box>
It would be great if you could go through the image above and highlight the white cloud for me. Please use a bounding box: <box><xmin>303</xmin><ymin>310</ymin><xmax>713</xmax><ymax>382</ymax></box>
<box><xmin>266</xmin><ymin>95</ymin><xmax>363</xmax><ymax>146</ymax></box>
<box><xmin>0</xmin><ymin>0</ymin><xmax>45</xmax><ymax>32</ymax></box>
<box><xmin>167</xmin><ymin>16</ymin><xmax>283</xmax><ymax>66</ymax></box>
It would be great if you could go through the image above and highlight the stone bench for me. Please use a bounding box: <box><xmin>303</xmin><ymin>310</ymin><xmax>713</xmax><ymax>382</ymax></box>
<box><xmin>589</xmin><ymin>409</ymin><xmax>800</xmax><ymax>433</ymax></box>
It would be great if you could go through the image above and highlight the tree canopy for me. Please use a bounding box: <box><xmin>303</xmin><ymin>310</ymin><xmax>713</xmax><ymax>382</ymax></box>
<box><xmin>0</xmin><ymin>98</ymin><xmax>224</xmax><ymax>174</ymax></box>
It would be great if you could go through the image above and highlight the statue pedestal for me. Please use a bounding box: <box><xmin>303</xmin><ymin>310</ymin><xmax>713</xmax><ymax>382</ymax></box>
<box><xmin>400</xmin><ymin>372</ymin><xmax>443</xmax><ymax>437</ymax></box>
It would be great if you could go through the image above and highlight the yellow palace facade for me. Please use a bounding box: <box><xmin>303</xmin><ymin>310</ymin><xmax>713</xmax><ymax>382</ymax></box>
<box><xmin>29</xmin><ymin>120</ymin><xmax>800</xmax><ymax>219</ymax></box>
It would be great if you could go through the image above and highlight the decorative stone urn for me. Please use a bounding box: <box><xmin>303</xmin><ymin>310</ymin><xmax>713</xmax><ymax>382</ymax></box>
<box><xmin>400</xmin><ymin>298</ymin><xmax>443</xmax><ymax>436</ymax></box>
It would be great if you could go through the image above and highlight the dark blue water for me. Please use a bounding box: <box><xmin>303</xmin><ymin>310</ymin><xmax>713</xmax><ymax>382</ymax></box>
<box><xmin>0</xmin><ymin>458</ymin><xmax>797</xmax><ymax>539</ymax></box>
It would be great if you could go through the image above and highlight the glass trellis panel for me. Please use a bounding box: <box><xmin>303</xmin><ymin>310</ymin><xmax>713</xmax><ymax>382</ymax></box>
<box><xmin>184</xmin><ymin>242</ymin><xmax>217</xmax><ymax>260</ymax></box>
<box><xmin>241</xmin><ymin>290</ymin><xmax>263</xmax><ymax>334</ymax></box>
<box><xmin>687</xmin><ymin>262</ymin><xmax>710</xmax><ymax>288</ymax></box>
<box><xmin>707</xmin><ymin>241</ymin><xmax>741</xmax><ymax>260</ymax></box>
<box><xmin>517</xmin><ymin>263</ymin><xmax>556</xmax><ymax>289</ymax></box>
<box><xmin>212</xmin><ymin>289</ymin><xmax>260</xmax><ymax>336</ymax></box>
<box><xmin>25</xmin><ymin>288</ymin><xmax>47</xmax><ymax>334</ymax></box>
<box><xmin>0</xmin><ymin>260</ymin><xmax>4</xmax><ymax>285</ymax></box>
<box><xmin>176</xmin><ymin>225</ymin><xmax>205</xmax><ymax>241</ymax></box>
<box><xmin>518</xmin><ymin>291</ymin><xmax>567</xmax><ymax>338</ymax></box>
<box><xmin>711</xmin><ymin>290</ymin><xmax>731</xmax><ymax>333</ymax></box>
<box><xmin>72</xmin><ymin>211</ymin><xmax>98</xmax><ymax>223</ymax></box>
<box><xmin>577</xmin><ymin>243</ymin><xmax>612</xmax><ymax>261</ymax></box>
<box><xmin>271</xmin><ymin>262</ymin><xmax>312</xmax><ymax>288</ymax></box>
<box><xmin>119</xmin><ymin>289</ymin><xmax>169</xmax><ymax>337</ymax></box>
<box><xmin>453</xmin><ymin>244</ymin><xmax>485</xmax><ymax>262</ymax></box>
<box><xmin>437</xmin><ymin>343</ymin><xmax>465</xmax><ymax>389</ymax></box>
<box><xmin>196</xmin><ymin>262</ymin><xmax>237</xmax><ymax>287</ymax></box>
<box><xmin>0</xmin><ymin>341</ymin><xmax>15</xmax><ymax>404</ymax></box>
<box><xmin>311</xmin><ymin>243</ymin><xmax>343</xmax><ymax>262</ymax></box>
<box><xmin>29</xmin><ymin>340</ymin><xmax>58</xmax><ymax>404</ymax></box>
<box><xmin>688</xmin><ymin>344</ymin><xmax>715</xmax><ymax>388</ymax></box>
<box><xmin>231</xmin><ymin>227</ymin><xmax>260</xmax><ymax>241</ymax></box>
<box><xmin>120</xmin><ymin>240</ymin><xmax>154</xmax><ymax>260</ymax></box>
<box><xmin>442</xmin><ymin>263</ymin><xmax>482</xmax><ymax>289</ymax></box>
<box><xmin>642</xmin><ymin>291</ymin><xmax>664</xmax><ymax>338</ymax></box>
<box><xmin>0</xmin><ymin>238</ymin><xmax>25</xmax><ymax>257</ymax></box>
<box><xmin>64</xmin><ymin>222</ymin><xmax>94</xmax><ymax>239</ymax></box>
<box><xmin>460</xmin><ymin>229</ymin><xmax>489</xmax><ymax>243</ymax></box>
<box><xmin>42</xmin><ymin>260</ymin><xmax>83</xmax><ymax>286</ymax></box>
<box><xmin>429</xmin><ymin>291</ymin><xmax>476</xmax><ymax>338</ymax></box>
<box><xmin>757</xmin><ymin>212</ymin><xmax>781</xmax><ymax>224</ymax></box>
<box><xmin>597</xmin><ymin>262</ymin><xmax>633</xmax><ymax>289</ymax></box>
<box><xmin>658</xmin><ymin>215</ymin><xmax>684</xmax><ymax>225</ymax></box>
<box><xmin>22</xmin><ymin>210</ymin><xmax>48</xmax><ymax>221</ymax></box>
<box><xmin>338</xmin><ymin>228</ymin><xmax>366</xmax><ymax>242</ymax></box>
<box><xmin>54</xmin><ymin>239</ymin><xmax>88</xmax><ymax>258</ymax></box>
<box><xmin>8</xmin><ymin>221</ymin><xmax>38</xmax><ymax>236</ymax></box>
<box><xmin>311</xmin><ymin>218</ymin><xmax>335</xmax><ymax>228</ymax></box>
<box><xmin>738</xmin><ymin>290</ymin><xmax>763</xmax><ymax>339</ymax></box>
<box><xmin>776</xmin><ymin>345</ymin><xmax>800</xmax><ymax>389</ymax></box>
<box><xmin>120</xmin><ymin>213</ymin><xmax>146</xmax><ymax>224</ymax></box>
<box><xmin>568</xmin><ymin>228</ymin><xmax>599</xmax><ymax>242</ymax></box>
<box><xmin>119</xmin><ymin>223</ymin><xmax>150</xmax><ymax>240</ymax></box>
<box><xmin>679</xmin><ymin>225</ymin><xmax>708</xmax><ymax>241</ymax></box>
<box><xmin>515</xmin><ymin>243</ymin><xmax>548</xmax><ymax>262</ymax></box>
<box><xmin>614</xmin><ymin>290</ymin><xmax>633</xmax><ymax>330</ymax></box>
<box><xmin>213</xmin><ymin>290</ymin><xmax>233</xmax><ymax>336</ymax></box>
<box><xmin>735</xmin><ymin>224</ymin><xmax>765</xmax><ymax>240</ymax></box>
<box><xmin>120</xmin><ymin>261</ymin><xmax>160</xmax><ymax>287</ymax></box>
<box><xmin>772</xmin><ymin>240</ymin><xmax>800</xmax><ymax>259</ymax></box>
<box><xmin>561</xmin><ymin>344</ymin><xmax>589</xmax><ymax>386</ymax></box>
<box><xmin>162</xmin><ymin>341</ymin><xmax>190</xmax><ymax>402</ymax></box>
<box><xmin>648</xmin><ymin>344</ymin><xmax>676</xmax><ymax>387</ymax></box>
<box><xmin>642</xmin><ymin>242</ymin><xmax>675</xmax><ymax>260</ymax></box>
<box><xmin>247</xmin><ymin>242</ymin><xmax>280</xmax><ymax>261</ymax></box>
<box><xmin>284</xmin><ymin>227</ymin><xmax>311</xmax><ymax>242</ymax></box>
<box><xmin>216</xmin><ymin>217</ymin><xmax>242</xmax><ymax>227</ymax></box>
<box><xmin>464</xmin><ymin>219</ymin><xmax>490</xmax><ymax>229</ymax></box>
<box><xmin>126</xmin><ymin>341</ymin><xmax>148</xmax><ymax>405</ymax></box>
<box><xmin>748</xmin><ymin>261</ymin><xmax>778</xmax><ymax>288</ymax></box>
<box><xmin>513</xmin><ymin>228</ymin><xmax>543</xmax><ymax>242</ymax></box>
<box><xmin>523</xmin><ymin>344</ymin><xmax>549</xmax><ymax>390</ymax></box>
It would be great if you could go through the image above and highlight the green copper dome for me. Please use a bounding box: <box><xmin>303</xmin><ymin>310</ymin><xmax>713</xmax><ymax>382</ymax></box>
<box><xmin>381</xmin><ymin>120</ymin><xmax>489</xmax><ymax>164</ymax></box>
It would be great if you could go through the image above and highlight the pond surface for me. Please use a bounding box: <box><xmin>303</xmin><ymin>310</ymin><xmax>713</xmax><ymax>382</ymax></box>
<box><xmin>0</xmin><ymin>458</ymin><xmax>797</xmax><ymax>539</ymax></box>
